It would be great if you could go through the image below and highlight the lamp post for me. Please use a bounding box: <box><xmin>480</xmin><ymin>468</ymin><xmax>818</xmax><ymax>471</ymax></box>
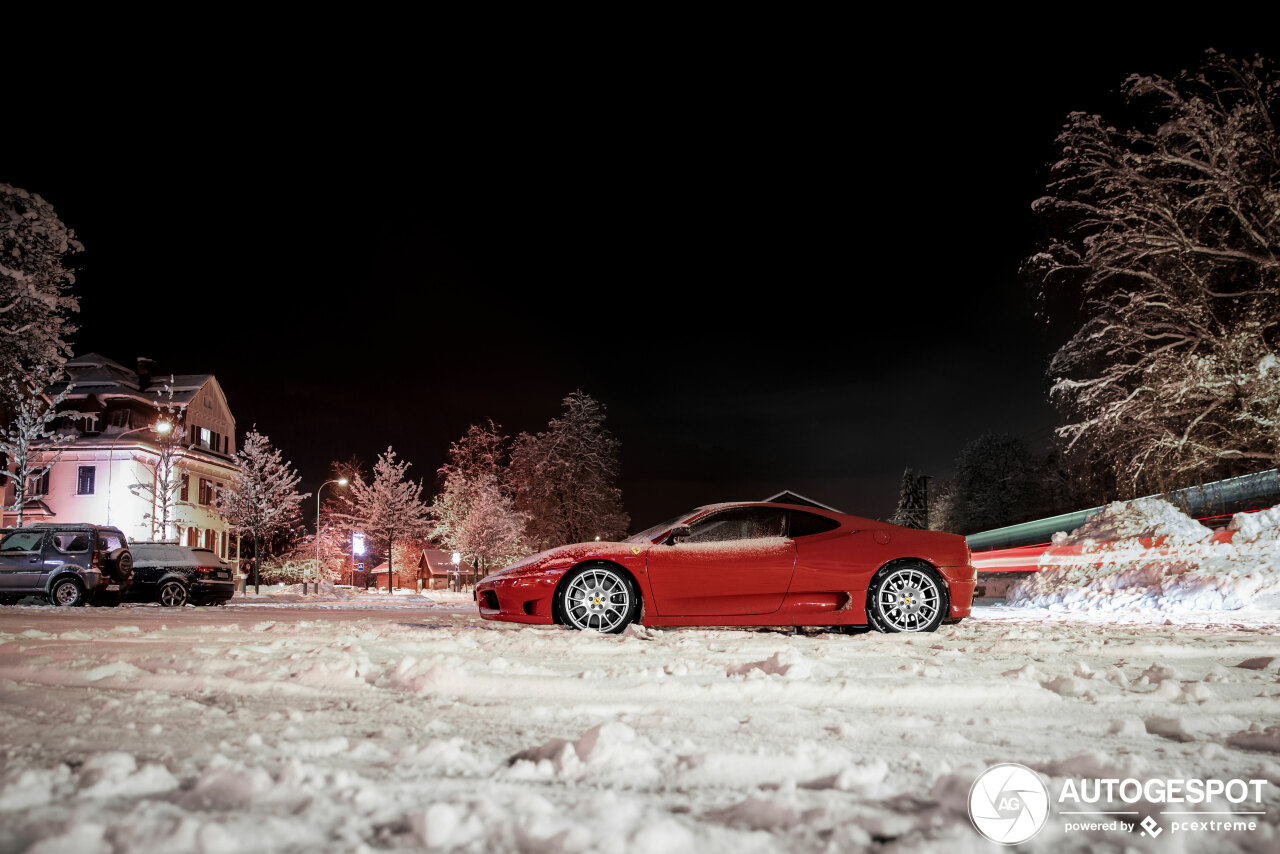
<box><xmin>105</xmin><ymin>420</ymin><xmax>172</xmax><ymax>526</ymax></box>
<box><xmin>314</xmin><ymin>478</ymin><xmax>348</xmax><ymax>593</ymax></box>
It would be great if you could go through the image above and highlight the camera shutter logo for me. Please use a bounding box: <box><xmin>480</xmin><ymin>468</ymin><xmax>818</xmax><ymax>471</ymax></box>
<box><xmin>968</xmin><ymin>763</ymin><xmax>1050</xmax><ymax>844</ymax></box>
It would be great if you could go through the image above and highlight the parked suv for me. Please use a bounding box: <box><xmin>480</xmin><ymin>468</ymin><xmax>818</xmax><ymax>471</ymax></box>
<box><xmin>127</xmin><ymin>544</ymin><xmax>235</xmax><ymax>606</ymax></box>
<box><xmin>0</xmin><ymin>524</ymin><xmax>133</xmax><ymax>606</ymax></box>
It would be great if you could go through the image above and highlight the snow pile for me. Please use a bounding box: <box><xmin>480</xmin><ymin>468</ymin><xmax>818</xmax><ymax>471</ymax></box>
<box><xmin>1049</xmin><ymin>497</ymin><xmax>1212</xmax><ymax>546</ymax></box>
<box><xmin>1010</xmin><ymin>500</ymin><xmax>1280</xmax><ymax>612</ymax></box>
<box><xmin>1231</xmin><ymin>504</ymin><xmax>1280</xmax><ymax>542</ymax></box>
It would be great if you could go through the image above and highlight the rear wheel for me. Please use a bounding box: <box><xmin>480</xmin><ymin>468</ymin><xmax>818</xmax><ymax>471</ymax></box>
<box><xmin>867</xmin><ymin>563</ymin><xmax>947</xmax><ymax>633</ymax></box>
<box><xmin>557</xmin><ymin>564</ymin><xmax>638</xmax><ymax>634</ymax></box>
<box><xmin>158</xmin><ymin>580</ymin><xmax>189</xmax><ymax>607</ymax></box>
<box><xmin>50</xmin><ymin>578</ymin><xmax>85</xmax><ymax>607</ymax></box>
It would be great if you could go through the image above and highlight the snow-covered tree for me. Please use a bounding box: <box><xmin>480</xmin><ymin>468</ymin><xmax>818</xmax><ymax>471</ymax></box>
<box><xmin>943</xmin><ymin>433</ymin><xmax>1038</xmax><ymax>535</ymax></box>
<box><xmin>1028</xmin><ymin>52</ymin><xmax>1280</xmax><ymax>495</ymax></box>
<box><xmin>305</xmin><ymin>457</ymin><xmax>365</xmax><ymax>582</ymax></box>
<box><xmin>925</xmin><ymin>478</ymin><xmax>955</xmax><ymax>532</ymax></box>
<box><xmin>432</xmin><ymin>471</ymin><xmax>529</xmax><ymax>577</ymax></box>
<box><xmin>0</xmin><ymin>366</ymin><xmax>75</xmax><ymax>527</ymax></box>
<box><xmin>215</xmin><ymin>428</ymin><xmax>309</xmax><ymax>593</ymax></box>
<box><xmin>888</xmin><ymin>468</ymin><xmax>929</xmax><ymax>529</ymax></box>
<box><xmin>128</xmin><ymin>379</ymin><xmax>187</xmax><ymax>542</ymax></box>
<box><xmin>351</xmin><ymin>446</ymin><xmax>432</xmax><ymax>593</ymax></box>
<box><xmin>0</xmin><ymin>184</ymin><xmax>81</xmax><ymax>379</ymax></box>
<box><xmin>508</xmin><ymin>391</ymin><xmax>630</xmax><ymax>550</ymax></box>
<box><xmin>429</xmin><ymin>421</ymin><xmax>530</xmax><ymax>578</ymax></box>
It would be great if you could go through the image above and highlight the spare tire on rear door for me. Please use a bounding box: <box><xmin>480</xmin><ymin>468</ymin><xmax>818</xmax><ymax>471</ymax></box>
<box><xmin>106</xmin><ymin>548</ymin><xmax>133</xmax><ymax>585</ymax></box>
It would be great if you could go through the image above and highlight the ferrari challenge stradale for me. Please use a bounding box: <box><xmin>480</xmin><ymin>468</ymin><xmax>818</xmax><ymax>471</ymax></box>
<box><xmin>475</xmin><ymin>502</ymin><xmax>976</xmax><ymax>634</ymax></box>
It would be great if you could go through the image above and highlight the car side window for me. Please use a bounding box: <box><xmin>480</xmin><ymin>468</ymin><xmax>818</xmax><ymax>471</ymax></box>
<box><xmin>52</xmin><ymin>532</ymin><xmax>90</xmax><ymax>553</ymax></box>
<box><xmin>99</xmin><ymin>533</ymin><xmax>124</xmax><ymax>552</ymax></box>
<box><xmin>788</xmin><ymin>510</ymin><xmax>840</xmax><ymax>537</ymax></box>
<box><xmin>0</xmin><ymin>531</ymin><xmax>44</xmax><ymax>552</ymax></box>
<box><xmin>683</xmin><ymin>508</ymin><xmax>787</xmax><ymax>543</ymax></box>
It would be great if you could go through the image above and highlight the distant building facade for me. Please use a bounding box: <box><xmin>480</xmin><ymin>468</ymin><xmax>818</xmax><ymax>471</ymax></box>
<box><xmin>1</xmin><ymin>354</ymin><xmax>241</xmax><ymax>568</ymax></box>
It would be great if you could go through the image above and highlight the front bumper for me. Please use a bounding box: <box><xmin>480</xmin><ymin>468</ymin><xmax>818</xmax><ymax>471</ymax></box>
<box><xmin>475</xmin><ymin>572</ymin><xmax>559</xmax><ymax>624</ymax></box>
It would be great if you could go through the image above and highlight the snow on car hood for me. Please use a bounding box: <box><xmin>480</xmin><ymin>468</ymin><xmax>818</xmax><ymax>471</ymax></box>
<box><xmin>487</xmin><ymin>542</ymin><xmax>637</xmax><ymax>580</ymax></box>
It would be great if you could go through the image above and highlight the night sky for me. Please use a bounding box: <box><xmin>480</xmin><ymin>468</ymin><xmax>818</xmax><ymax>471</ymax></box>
<box><xmin>7</xmin><ymin>27</ymin><xmax>1272</xmax><ymax>528</ymax></box>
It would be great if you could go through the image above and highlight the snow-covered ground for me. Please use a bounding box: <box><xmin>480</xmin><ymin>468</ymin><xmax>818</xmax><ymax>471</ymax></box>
<box><xmin>0</xmin><ymin>595</ymin><xmax>1277</xmax><ymax>853</ymax></box>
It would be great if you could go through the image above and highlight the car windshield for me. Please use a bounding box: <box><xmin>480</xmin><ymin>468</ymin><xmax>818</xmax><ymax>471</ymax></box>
<box><xmin>0</xmin><ymin>531</ymin><xmax>43</xmax><ymax>552</ymax></box>
<box><xmin>622</xmin><ymin>514</ymin><xmax>691</xmax><ymax>544</ymax></box>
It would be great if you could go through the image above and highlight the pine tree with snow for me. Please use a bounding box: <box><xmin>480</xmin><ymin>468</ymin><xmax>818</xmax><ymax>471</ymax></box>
<box><xmin>128</xmin><ymin>378</ymin><xmax>188</xmax><ymax>542</ymax></box>
<box><xmin>508</xmin><ymin>391</ymin><xmax>630</xmax><ymax>550</ymax></box>
<box><xmin>0</xmin><ymin>365</ymin><xmax>75</xmax><ymax>527</ymax></box>
<box><xmin>889</xmin><ymin>468</ymin><xmax>928</xmax><ymax>529</ymax></box>
<box><xmin>215</xmin><ymin>428</ymin><xmax>310</xmax><ymax>594</ymax></box>
<box><xmin>0</xmin><ymin>184</ymin><xmax>81</xmax><ymax>379</ymax></box>
<box><xmin>1028</xmin><ymin>52</ymin><xmax>1280</xmax><ymax>496</ymax></box>
<box><xmin>351</xmin><ymin>446</ymin><xmax>432</xmax><ymax>594</ymax></box>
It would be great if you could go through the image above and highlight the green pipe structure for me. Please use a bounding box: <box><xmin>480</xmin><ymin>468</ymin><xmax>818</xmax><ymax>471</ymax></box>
<box><xmin>965</xmin><ymin>468</ymin><xmax>1280</xmax><ymax>552</ymax></box>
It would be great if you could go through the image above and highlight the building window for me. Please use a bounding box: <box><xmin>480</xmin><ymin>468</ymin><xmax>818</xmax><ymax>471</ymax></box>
<box><xmin>228</xmin><ymin>537</ymin><xmax>238</xmax><ymax>560</ymax></box>
<box><xmin>200</xmin><ymin>427</ymin><xmax>213</xmax><ymax>449</ymax></box>
<box><xmin>77</xmin><ymin>466</ymin><xmax>96</xmax><ymax>495</ymax></box>
<box><xmin>180</xmin><ymin>474</ymin><xmax>189</xmax><ymax>502</ymax></box>
<box><xmin>203</xmin><ymin>529</ymin><xmax>215</xmax><ymax>550</ymax></box>
<box><xmin>186</xmin><ymin>527</ymin><xmax>199</xmax><ymax>547</ymax></box>
<box><xmin>198</xmin><ymin>478</ymin><xmax>214</xmax><ymax>505</ymax></box>
<box><xmin>109</xmin><ymin>410</ymin><xmax>131</xmax><ymax>429</ymax></box>
<box><xmin>27</xmin><ymin>471</ymin><xmax>50</xmax><ymax>497</ymax></box>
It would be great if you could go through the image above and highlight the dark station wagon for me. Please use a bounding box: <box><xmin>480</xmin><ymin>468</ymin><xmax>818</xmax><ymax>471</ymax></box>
<box><xmin>127</xmin><ymin>544</ymin><xmax>235</xmax><ymax>606</ymax></box>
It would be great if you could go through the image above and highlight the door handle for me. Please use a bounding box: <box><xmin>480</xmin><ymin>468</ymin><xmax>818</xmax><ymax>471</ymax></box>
<box><xmin>29</xmin><ymin>557</ymin><xmax>40</xmax><ymax>563</ymax></box>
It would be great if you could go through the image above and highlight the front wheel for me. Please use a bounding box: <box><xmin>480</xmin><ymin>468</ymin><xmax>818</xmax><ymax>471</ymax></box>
<box><xmin>158</xmin><ymin>580</ymin><xmax>189</xmax><ymax>607</ymax></box>
<box><xmin>557</xmin><ymin>564</ymin><xmax>639</xmax><ymax>634</ymax></box>
<box><xmin>867</xmin><ymin>563</ymin><xmax>947</xmax><ymax>633</ymax></box>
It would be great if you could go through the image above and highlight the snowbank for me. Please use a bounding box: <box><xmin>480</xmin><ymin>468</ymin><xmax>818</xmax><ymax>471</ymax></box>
<box><xmin>1009</xmin><ymin>500</ymin><xmax>1280</xmax><ymax>612</ymax></box>
<box><xmin>1049</xmin><ymin>496</ymin><xmax>1212</xmax><ymax>546</ymax></box>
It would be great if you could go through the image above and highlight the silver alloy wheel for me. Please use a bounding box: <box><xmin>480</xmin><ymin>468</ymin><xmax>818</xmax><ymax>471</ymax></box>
<box><xmin>52</xmin><ymin>579</ymin><xmax>81</xmax><ymax>606</ymax></box>
<box><xmin>564</xmin><ymin>567</ymin><xmax>631</xmax><ymax>632</ymax></box>
<box><xmin>159</xmin><ymin>581</ymin><xmax>188</xmax><ymax>607</ymax></box>
<box><xmin>876</xmin><ymin>566</ymin><xmax>942</xmax><ymax>632</ymax></box>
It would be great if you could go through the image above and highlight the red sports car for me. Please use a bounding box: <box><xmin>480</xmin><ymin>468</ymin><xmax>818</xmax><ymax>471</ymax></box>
<box><xmin>475</xmin><ymin>502</ymin><xmax>975</xmax><ymax>634</ymax></box>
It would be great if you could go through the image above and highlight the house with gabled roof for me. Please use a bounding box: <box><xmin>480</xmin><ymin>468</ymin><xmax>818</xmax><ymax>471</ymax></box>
<box><xmin>1</xmin><ymin>353</ymin><xmax>242</xmax><ymax>568</ymax></box>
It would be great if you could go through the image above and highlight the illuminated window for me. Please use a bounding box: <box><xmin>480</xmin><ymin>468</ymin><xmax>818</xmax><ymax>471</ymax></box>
<box><xmin>77</xmin><ymin>466</ymin><xmax>96</xmax><ymax>495</ymax></box>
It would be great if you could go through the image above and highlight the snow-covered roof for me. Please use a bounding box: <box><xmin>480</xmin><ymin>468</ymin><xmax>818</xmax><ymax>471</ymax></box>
<box><xmin>56</xmin><ymin>353</ymin><xmax>214</xmax><ymax>408</ymax></box>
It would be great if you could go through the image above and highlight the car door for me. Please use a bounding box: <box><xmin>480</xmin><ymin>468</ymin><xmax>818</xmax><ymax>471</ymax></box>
<box><xmin>0</xmin><ymin>530</ymin><xmax>49</xmax><ymax>592</ymax></box>
<box><xmin>645</xmin><ymin>507</ymin><xmax>796</xmax><ymax>615</ymax></box>
<box><xmin>42</xmin><ymin>530</ymin><xmax>89</xmax><ymax>589</ymax></box>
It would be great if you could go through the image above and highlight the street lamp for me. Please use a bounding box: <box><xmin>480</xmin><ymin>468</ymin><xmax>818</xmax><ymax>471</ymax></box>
<box><xmin>314</xmin><ymin>478</ymin><xmax>348</xmax><ymax>592</ymax></box>
<box><xmin>105</xmin><ymin>420</ymin><xmax>172</xmax><ymax>526</ymax></box>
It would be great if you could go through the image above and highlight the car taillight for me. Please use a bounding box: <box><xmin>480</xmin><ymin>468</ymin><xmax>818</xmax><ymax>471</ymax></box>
<box><xmin>195</xmin><ymin>566</ymin><xmax>216</xmax><ymax>576</ymax></box>
<box><xmin>90</xmin><ymin>550</ymin><xmax>100</xmax><ymax>569</ymax></box>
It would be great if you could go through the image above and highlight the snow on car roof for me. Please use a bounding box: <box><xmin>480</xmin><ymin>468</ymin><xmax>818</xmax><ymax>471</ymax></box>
<box><xmin>130</xmin><ymin>544</ymin><xmax>222</xmax><ymax>567</ymax></box>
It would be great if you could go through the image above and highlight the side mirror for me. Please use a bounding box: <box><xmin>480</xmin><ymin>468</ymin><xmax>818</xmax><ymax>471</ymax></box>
<box><xmin>667</xmin><ymin>525</ymin><xmax>691</xmax><ymax>545</ymax></box>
